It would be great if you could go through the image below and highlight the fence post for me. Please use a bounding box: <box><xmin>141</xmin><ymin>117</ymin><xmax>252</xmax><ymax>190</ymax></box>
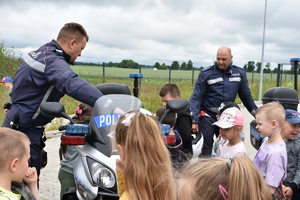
<box><xmin>102</xmin><ymin>65</ymin><xmax>105</xmax><ymax>83</ymax></box>
<box><xmin>169</xmin><ymin>68</ymin><xmax>171</xmax><ymax>83</ymax></box>
<box><xmin>280</xmin><ymin>68</ymin><xmax>283</xmax><ymax>86</ymax></box>
<box><xmin>276</xmin><ymin>64</ymin><xmax>281</xmax><ymax>87</ymax></box>
<box><xmin>139</xmin><ymin>65</ymin><xmax>142</xmax><ymax>87</ymax></box>
<box><xmin>192</xmin><ymin>69</ymin><xmax>194</xmax><ymax>87</ymax></box>
<box><xmin>290</xmin><ymin>58</ymin><xmax>300</xmax><ymax>92</ymax></box>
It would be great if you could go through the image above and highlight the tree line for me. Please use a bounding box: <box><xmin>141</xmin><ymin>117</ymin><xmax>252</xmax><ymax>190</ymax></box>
<box><xmin>1</xmin><ymin>42</ymin><xmax>297</xmax><ymax>78</ymax></box>
<box><xmin>77</xmin><ymin>59</ymin><xmax>196</xmax><ymax>70</ymax></box>
<box><xmin>80</xmin><ymin>59</ymin><xmax>296</xmax><ymax>74</ymax></box>
<box><xmin>243</xmin><ymin>61</ymin><xmax>297</xmax><ymax>74</ymax></box>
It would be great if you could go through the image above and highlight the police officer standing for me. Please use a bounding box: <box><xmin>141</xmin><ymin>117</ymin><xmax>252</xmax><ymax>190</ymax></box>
<box><xmin>189</xmin><ymin>46</ymin><xmax>257</xmax><ymax>156</ymax></box>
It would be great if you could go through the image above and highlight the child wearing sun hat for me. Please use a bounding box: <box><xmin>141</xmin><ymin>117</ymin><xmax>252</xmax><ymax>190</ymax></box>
<box><xmin>212</xmin><ymin>107</ymin><xmax>248</xmax><ymax>158</ymax></box>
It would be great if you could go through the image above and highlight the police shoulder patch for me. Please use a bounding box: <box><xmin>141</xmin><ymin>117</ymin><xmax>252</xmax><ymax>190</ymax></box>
<box><xmin>202</xmin><ymin>65</ymin><xmax>214</xmax><ymax>72</ymax></box>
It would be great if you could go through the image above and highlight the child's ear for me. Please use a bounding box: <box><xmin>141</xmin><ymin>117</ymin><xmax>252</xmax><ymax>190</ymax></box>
<box><xmin>235</xmin><ymin>126</ymin><xmax>242</xmax><ymax>134</ymax></box>
<box><xmin>9</xmin><ymin>158</ymin><xmax>19</xmax><ymax>172</ymax></box>
<box><xmin>117</xmin><ymin>144</ymin><xmax>125</xmax><ymax>161</ymax></box>
<box><xmin>236</xmin><ymin>126</ymin><xmax>243</xmax><ymax>132</ymax></box>
<box><xmin>271</xmin><ymin>120</ymin><xmax>277</xmax><ymax>128</ymax></box>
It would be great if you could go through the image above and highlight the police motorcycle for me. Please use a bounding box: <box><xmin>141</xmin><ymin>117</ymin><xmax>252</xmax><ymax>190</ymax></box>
<box><xmin>41</xmin><ymin>83</ymin><xmax>135</xmax><ymax>200</ymax></box>
<box><xmin>40</xmin><ymin>83</ymin><xmax>195</xmax><ymax>200</ymax></box>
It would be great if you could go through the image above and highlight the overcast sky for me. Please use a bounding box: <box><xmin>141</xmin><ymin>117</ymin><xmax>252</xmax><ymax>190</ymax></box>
<box><xmin>1</xmin><ymin>0</ymin><xmax>299</xmax><ymax>69</ymax></box>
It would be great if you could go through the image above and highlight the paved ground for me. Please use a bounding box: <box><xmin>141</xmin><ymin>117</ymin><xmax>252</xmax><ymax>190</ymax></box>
<box><xmin>39</xmin><ymin>135</ymin><xmax>61</xmax><ymax>199</ymax></box>
<box><xmin>38</xmin><ymin>101</ymin><xmax>263</xmax><ymax>199</ymax></box>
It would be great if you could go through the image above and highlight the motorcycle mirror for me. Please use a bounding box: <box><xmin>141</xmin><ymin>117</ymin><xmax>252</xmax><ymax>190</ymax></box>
<box><xmin>159</xmin><ymin>98</ymin><xmax>189</xmax><ymax>123</ymax></box>
<box><xmin>40</xmin><ymin>102</ymin><xmax>76</xmax><ymax>124</ymax></box>
<box><xmin>166</xmin><ymin>98</ymin><xmax>189</xmax><ymax>113</ymax></box>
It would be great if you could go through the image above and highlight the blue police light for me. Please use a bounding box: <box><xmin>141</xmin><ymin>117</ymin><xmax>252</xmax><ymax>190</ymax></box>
<box><xmin>66</xmin><ymin>124</ymin><xmax>89</xmax><ymax>135</ymax></box>
<box><xmin>129</xmin><ymin>73</ymin><xmax>143</xmax><ymax>98</ymax></box>
<box><xmin>129</xmin><ymin>73</ymin><xmax>143</xmax><ymax>78</ymax></box>
<box><xmin>290</xmin><ymin>58</ymin><xmax>300</xmax><ymax>62</ymax></box>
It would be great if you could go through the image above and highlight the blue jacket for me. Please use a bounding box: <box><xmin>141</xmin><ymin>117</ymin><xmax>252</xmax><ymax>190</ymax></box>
<box><xmin>283</xmin><ymin>138</ymin><xmax>300</xmax><ymax>192</ymax></box>
<box><xmin>3</xmin><ymin>40</ymin><xmax>103</xmax><ymax>128</ymax></box>
<box><xmin>189</xmin><ymin>64</ymin><xmax>257</xmax><ymax>123</ymax></box>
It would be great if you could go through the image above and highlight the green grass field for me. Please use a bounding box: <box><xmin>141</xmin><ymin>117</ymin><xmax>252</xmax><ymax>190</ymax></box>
<box><xmin>0</xmin><ymin>65</ymin><xmax>298</xmax><ymax>130</ymax></box>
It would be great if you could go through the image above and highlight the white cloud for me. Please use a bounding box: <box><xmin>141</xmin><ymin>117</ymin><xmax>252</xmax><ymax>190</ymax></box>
<box><xmin>1</xmin><ymin>0</ymin><xmax>299</xmax><ymax>69</ymax></box>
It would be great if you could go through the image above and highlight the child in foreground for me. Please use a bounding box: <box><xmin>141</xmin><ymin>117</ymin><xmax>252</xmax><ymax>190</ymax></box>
<box><xmin>177</xmin><ymin>156</ymin><xmax>271</xmax><ymax>200</ymax></box>
<box><xmin>212</xmin><ymin>107</ymin><xmax>248</xmax><ymax>158</ymax></box>
<box><xmin>159</xmin><ymin>83</ymin><xmax>193</xmax><ymax>158</ymax></box>
<box><xmin>253</xmin><ymin>102</ymin><xmax>287</xmax><ymax>199</ymax></box>
<box><xmin>114</xmin><ymin>109</ymin><xmax>176</xmax><ymax>200</ymax></box>
<box><xmin>156</xmin><ymin>106</ymin><xmax>183</xmax><ymax>165</ymax></box>
<box><xmin>210</xmin><ymin>101</ymin><xmax>244</xmax><ymax>156</ymax></box>
<box><xmin>281</xmin><ymin>109</ymin><xmax>300</xmax><ymax>200</ymax></box>
<box><xmin>0</xmin><ymin>127</ymin><xmax>40</xmax><ymax>200</ymax></box>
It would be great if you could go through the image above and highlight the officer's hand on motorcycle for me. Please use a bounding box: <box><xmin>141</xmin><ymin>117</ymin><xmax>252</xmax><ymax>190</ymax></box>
<box><xmin>192</xmin><ymin>124</ymin><xmax>198</xmax><ymax>133</ymax></box>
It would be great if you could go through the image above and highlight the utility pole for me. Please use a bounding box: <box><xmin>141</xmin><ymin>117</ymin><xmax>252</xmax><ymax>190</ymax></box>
<box><xmin>258</xmin><ymin>0</ymin><xmax>268</xmax><ymax>101</ymax></box>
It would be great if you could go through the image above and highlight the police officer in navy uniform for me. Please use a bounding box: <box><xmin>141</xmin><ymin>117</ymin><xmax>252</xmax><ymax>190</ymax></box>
<box><xmin>2</xmin><ymin>22</ymin><xmax>103</xmax><ymax>176</ymax></box>
<box><xmin>189</xmin><ymin>46</ymin><xmax>257</xmax><ymax>156</ymax></box>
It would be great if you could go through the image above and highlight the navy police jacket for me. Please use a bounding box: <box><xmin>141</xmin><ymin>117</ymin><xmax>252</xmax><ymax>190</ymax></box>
<box><xmin>3</xmin><ymin>40</ymin><xmax>103</xmax><ymax>129</ymax></box>
<box><xmin>283</xmin><ymin>138</ymin><xmax>300</xmax><ymax>192</ymax></box>
<box><xmin>189</xmin><ymin>64</ymin><xmax>257</xmax><ymax>123</ymax></box>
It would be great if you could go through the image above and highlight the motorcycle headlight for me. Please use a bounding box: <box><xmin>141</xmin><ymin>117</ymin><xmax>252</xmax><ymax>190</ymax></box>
<box><xmin>86</xmin><ymin>157</ymin><xmax>116</xmax><ymax>189</ymax></box>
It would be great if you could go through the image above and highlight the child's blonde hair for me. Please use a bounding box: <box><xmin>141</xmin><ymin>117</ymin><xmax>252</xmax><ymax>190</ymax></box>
<box><xmin>177</xmin><ymin>156</ymin><xmax>271</xmax><ymax>200</ymax></box>
<box><xmin>115</xmin><ymin>110</ymin><xmax>176</xmax><ymax>200</ymax></box>
<box><xmin>0</xmin><ymin>128</ymin><xmax>30</xmax><ymax>169</ymax></box>
<box><xmin>256</xmin><ymin>101</ymin><xmax>285</xmax><ymax>128</ymax></box>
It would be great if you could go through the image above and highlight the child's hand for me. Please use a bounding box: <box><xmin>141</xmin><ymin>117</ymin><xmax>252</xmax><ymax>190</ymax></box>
<box><xmin>23</xmin><ymin>167</ymin><xmax>40</xmax><ymax>200</ymax></box>
<box><xmin>116</xmin><ymin>158</ymin><xmax>124</xmax><ymax>173</ymax></box>
<box><xmin>23</xmin><ymin>167</ymin><xmax>38</xmax><ymax>186</ymax></box>
<box><xmin>283</xmin><ymin>186</ymin><xmax>293</xmax><ymax>200</ymax></box>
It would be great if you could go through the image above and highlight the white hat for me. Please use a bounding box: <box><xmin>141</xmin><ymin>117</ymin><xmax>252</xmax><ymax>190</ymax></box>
<box><xmin>212</xmin><ymin>107</ymin><xmax>244</xmax><ymax>129</ymax></box>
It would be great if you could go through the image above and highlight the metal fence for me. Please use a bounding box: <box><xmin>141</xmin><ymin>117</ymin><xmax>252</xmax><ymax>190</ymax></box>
<box><xmin>73</xmin><ymin>65</ymin><xmax>299</xmax><ymax>88</ymax></box>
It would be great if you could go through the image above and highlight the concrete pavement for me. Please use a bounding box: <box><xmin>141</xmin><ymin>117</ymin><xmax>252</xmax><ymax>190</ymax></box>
<box><xmin>38</xmin><ymin>101</ymin><xmax>263</xmax><ymax>199</ymax></box>
<box><xmin>39</xmin><ymin>135</ymin><xmax>61</xmax><ymax>199</ymax></box>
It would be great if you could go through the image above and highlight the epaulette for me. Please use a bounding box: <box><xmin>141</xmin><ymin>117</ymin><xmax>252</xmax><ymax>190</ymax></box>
<box><xmin>201</xmin><ymin>65</ymin><xmax>214</xmax><ymax>72</ymax></box>
<box><xmin>231</xmin><ymin>65</ymin><xmax>245</xmax><ymax>71</ymax></box>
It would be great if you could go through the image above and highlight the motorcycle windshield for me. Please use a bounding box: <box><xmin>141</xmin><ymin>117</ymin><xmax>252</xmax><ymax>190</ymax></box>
<box><xmin>86</xmin><ymin>94</ymin><xmax>143</xmax><ymax>157</ymax></box>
